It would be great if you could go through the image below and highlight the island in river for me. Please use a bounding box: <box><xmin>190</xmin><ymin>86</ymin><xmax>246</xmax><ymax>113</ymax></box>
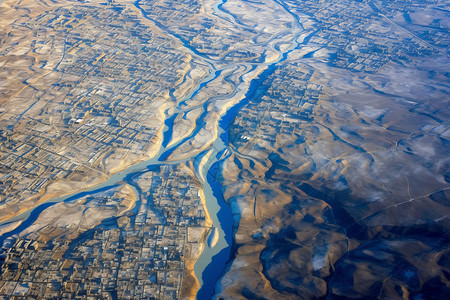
<box><xmin>0</xmin><ymin>0</ymin><xmax>449</xmax><ymax>299</ymax></box>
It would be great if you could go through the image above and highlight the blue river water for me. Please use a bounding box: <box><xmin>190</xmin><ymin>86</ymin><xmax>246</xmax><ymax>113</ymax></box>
<box><xmin>0</xmin><ymin>1</ymin><xmax>304</xmax><ymax>298</ymax></box>
<box><xmin>194</xmin><ymin>61</ymin><xmax>280</xmax><ymax>298</ymax></box>
<box><xmin>195</xmin><ymin>162</ymin><xmax>233</xmax><ymax>299</ymax></box>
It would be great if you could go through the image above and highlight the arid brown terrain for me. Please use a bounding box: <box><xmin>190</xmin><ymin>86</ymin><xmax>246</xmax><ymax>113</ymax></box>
<box><xmin>0</xmin><ymin>0</ymin><xmax>449</xmax><ymax>299</ymax></box>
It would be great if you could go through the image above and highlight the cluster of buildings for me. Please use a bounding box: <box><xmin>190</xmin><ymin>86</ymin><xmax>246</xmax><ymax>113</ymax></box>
<box><xmin>0</xmin><ymin>3</ymin><xmax>192</xmax><ymax>213</ymax></box>
<box><xmin>1</xmin><ymin>0</ymin><xmax>444</xmax><ymax>298</ymax></box>
<box><xmin>282</xmin><ymin>0</ymin><xmax>440</xmax><ymax>73</ymax></box>
<box><xmin>230</xmin><ymin>0</ymin><xmax>443</xmax><ymax>155</ymax></box>
<box><xmin>230</xmin><ymin>61</ymin><xmax>321</xmax><ymax>149</ymax></box>
<box><xmin>138</xmin><ymin>0</ymin><xmax>264</xmax><ymax>62</ymax></box>
<box><xmin>0</xmin><ymin>164</ymin><xmax>207</xmax><ymax>298</ymax></box>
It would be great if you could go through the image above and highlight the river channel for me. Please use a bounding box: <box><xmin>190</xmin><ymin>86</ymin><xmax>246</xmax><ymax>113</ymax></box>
<box><xmin>0</xmin><ymin>63</ymin><xmax>237</xmax><ymax>298</ymax></box>
<box><xmin>0</xmin><ymin>0</ymin><xmax>305</xmax><ymax>298</ymax></box>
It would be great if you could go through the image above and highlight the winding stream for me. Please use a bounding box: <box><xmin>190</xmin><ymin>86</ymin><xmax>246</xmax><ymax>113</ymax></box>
<box><xmin>0</xmin><ymin>0</ymin><xmax>305</xmax><ymax>298</ymax></box>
